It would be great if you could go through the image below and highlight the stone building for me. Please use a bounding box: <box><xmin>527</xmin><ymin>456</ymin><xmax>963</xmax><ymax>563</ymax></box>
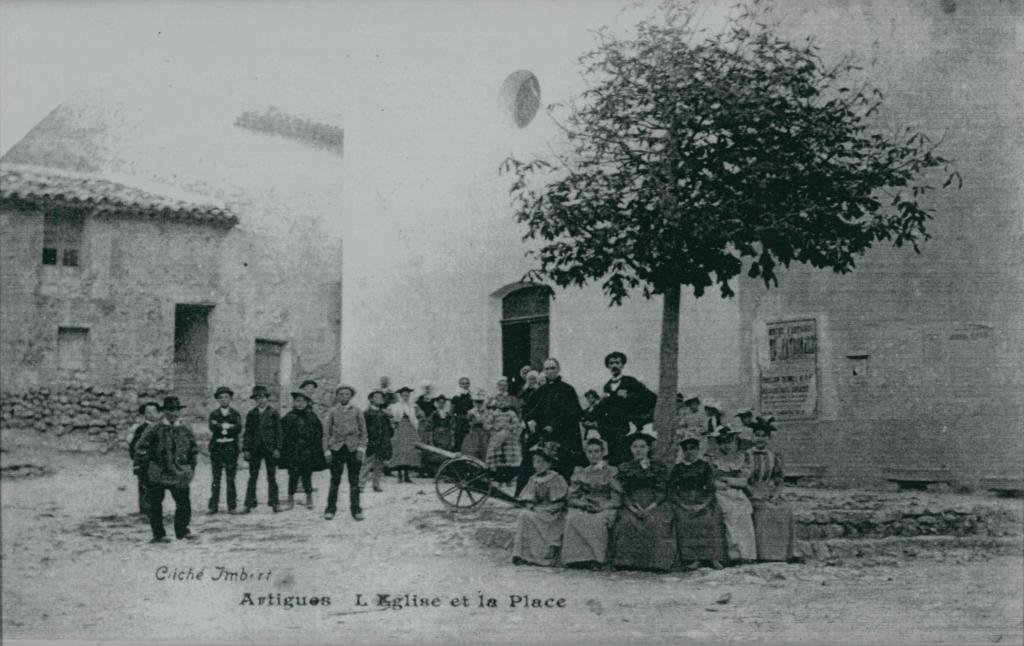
<box><xmin>0</xmin><ymin>90</ymin><xmax>345</xmax><ymax>438</ymax></box>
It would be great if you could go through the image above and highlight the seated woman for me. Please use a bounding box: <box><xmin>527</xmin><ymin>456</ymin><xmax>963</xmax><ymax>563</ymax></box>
<box><xmin>610</xmin><ymin>429</ymin><xmax>676</xmax><ymax>572</ymax></box>
<box><xmin>668</xmin><ymin>435</ymin><xmax>725</xmax><ymax>571</ymax></box>
<box><xmin>512</xmin><ymin>443</ymin><xmax>568</xmax><ymax>566</ymax></box>
<box><xmin>707</xmin><ymin>425</ymin><xmax>757</xmax><ymax>564</ymax></box>
<box><xmin>485</xmin><ymin>408</ymin><xmax>523</xmax><ymax>484</ymax></box>
<box><xmin>561</xmin><ymin>436</ymin><xmax>621</xmax><ymax>568</ymax></box>
<box><xmin>746</xmin><ymin>423</ymin><xmax>796</xmax><ymax>562</ymax></box>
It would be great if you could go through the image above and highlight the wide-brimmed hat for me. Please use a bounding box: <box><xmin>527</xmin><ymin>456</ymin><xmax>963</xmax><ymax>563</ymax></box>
<box><xmin>396</xmin><ymin>385</ymin><xmax>414</xmax><ymax>394</ymax></box>
<box><xmin>604</xmin><ymin>351</ymin><xmax>627</xmax><ymax>367</ymax></box>
<box><xmin>529</xmin><ymin>441</ymin><xmax>559</xmax><ymax>464</ymax></box>
<box><xmin>368</xmin><ymin>389</ymin><xmax>386</xmax><ymax>400</ymax></box>
<box><xmin>299</xmin><ymin>379</ymin><xmax>318</xmax><ymax>390</ymax></box>
<box><xmin>250</xmin><ymin>385</ymin><xmax>269</xmax><ymax>399</ymax></box>
<box><xmin>703</xmin><ymin>400</ymin><xmax>722</xmax><ymax>412</ymax></box>
<box><xmin>161</xmin><ymin>396</ymin><xmax>186</xmax><ymax>411</ymax></box>
<box><xmin>290</xmin><ymin>391</ymin><xmax>313</xmax><ymax>403</ymax></box>
<box><xmin>681</xmin><ymin>393</ymin><xmax>700</xmax><ymax>404</ymax></box>
<box><xmin>214</xmin><ymin>386</ymin><xmax>234</xmax><ymax>398</ymax></box>
<box><xmin>734</xmin><ymin>407</ymin><xmax>754</xmax><ymax>418</ymax></box>
<box><xmin>335</xmin><ymin>384</ymin><xmax>355</xmax><ymax>395</ymax></box>
<box><xmin>432</xmin><ymin>394</ymin><xmax>449</xmax><ymax>402</ymax></box>
<box><xmin>625</xmin><ymin>427</ymin><xmax>658</xmax><ymax>446</ymax></box>
<box><xmin>709</xmin><ymin>424</ymin><xmax>737</xmax><ymax>440</ymax></box>
<box><xmin>137</xmin><ymin>401</ymin><xmax>160</xmax><ymax>415</ymax></box>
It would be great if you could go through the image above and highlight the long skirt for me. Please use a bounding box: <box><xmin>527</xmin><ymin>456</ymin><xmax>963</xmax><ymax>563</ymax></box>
<box><xmin>390</xmin><ymin>418</ymin><xmax>420</xmax><ymax>469</ymax></box>
<box><xmin>561</xmin><ymin>508</ymin><xmax>617</xmax><ymax>565</ymax></box>
<box><xmin>462</xmin><ymin>425</ymin><xmax>490</xmax><ymax>461</ymax></box>
<box><xmin>751</xmin><ymin>498</ymin><xmax>795</xmax><ymax>561</ymax></box>
<box><xmin>513</xmin><ymin>507</ymin><xmax>566</xmax><ymax>566</ymax></box>
<box><xmin>715</xmin><ymin>486</ymin><xmax>757</xmax><ymax>561</ymax></box>
<box><xmin>610</xmin><ymin>505</ymin><xmax>676</xmax><ymax>571</ymax></box>
<box><xmin>672</xmin><ymin>501</ymin><xmax>726</xmax><ymax>563</ymax></box>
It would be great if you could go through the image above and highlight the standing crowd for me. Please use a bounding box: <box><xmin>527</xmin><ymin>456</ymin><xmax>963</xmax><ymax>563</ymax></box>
<box><xmin>127</xmin><ymin>352</ymin><xmax>792</xmax><ymax>571</ymax></box>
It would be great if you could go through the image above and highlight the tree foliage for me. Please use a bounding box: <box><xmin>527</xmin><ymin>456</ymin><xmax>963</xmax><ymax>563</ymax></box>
<box><xmin>501</xmin><ymin>0</ymin><xmax>960</xmax><ymax>304</ymax></box>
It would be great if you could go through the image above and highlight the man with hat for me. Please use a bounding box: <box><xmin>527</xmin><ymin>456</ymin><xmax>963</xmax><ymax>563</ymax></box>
<box><xmin>280</xmin><ymin>389</ymin><xmax>326</xmax><ymax>510</ymax></box>
<box><xmin>207</xmin><ymin>386</ymin><xmax>242</xmax><ymax>514</ymax></box>
<box><xmin>595</xmin><ymin>351</ymin><xmax>656</xmax><ymax>466</ymax></box>
<box><xmin>128</xmin><ymin>400</ymin><xmax>162</xmax><ymax>516</ymax></box>
<box><xmin>132</xmin><ymin>396</ymin><xmax>198</xmax><ymax>542</ymax></box>
<box><xmin>242</xmin><ymin>385</ymin><xmax>283</xmax><ymax>513</ymax></box>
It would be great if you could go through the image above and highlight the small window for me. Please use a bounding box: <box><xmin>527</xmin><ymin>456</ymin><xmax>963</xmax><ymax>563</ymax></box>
<box><xmin>58</xmin><ymin>327</ymin><xmax>90</xmax><ymax>373</ymax></box>
<box><xmin>42</xmin><ymin>212</ymin><xmax>84</xmax><ymax>267</ymax></box>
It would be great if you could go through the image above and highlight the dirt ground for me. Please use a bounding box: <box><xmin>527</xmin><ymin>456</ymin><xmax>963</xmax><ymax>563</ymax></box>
<box><xmin>2</xmin><ymin>439</ymin><xmax>1022</xmax><ymax>645</ymax></box>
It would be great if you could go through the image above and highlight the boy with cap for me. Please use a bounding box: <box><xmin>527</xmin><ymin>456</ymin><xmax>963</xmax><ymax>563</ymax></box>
<box><xmin>207</xmin><ymin>386</ymin><xmax>242</xmax><ymax>514</ymax></box>
<box><xmin>281</xmin><ymin>389</ymin><xmax>326</xmax><ymax>510</ymax></box>
<box><xmin>133</xmin><ymin>396</ymin><xmax>198</xmax><ymax>542</ymax></box>
<box><xmin>359</xmin><ymin>390</ymin><xmax>393</xmax><ymax>493</ymax></box>
<box><xmin>322</xmin><ymin>385</ymin><xmax>367</xmax><ymax>520</ymax></box>
<box><xmin>242</xmin><ymin>385</ymin><xmax>283</xmax><ymax>513</ymax></box>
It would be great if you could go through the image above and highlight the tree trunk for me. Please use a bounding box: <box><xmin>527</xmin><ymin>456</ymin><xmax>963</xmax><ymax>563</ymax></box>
<box><xmin>653</xmin><ymin>284</ymin><xmax>681</xmax><ymax>465</ymax></box>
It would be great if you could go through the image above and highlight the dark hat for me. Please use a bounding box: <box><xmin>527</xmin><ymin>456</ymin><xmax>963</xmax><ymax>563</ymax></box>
<box><xmin>291</xmin><ymin>391</ymin><xmax>313</xmax><ymax>403</ymax></box>
<box><xmin>678</xmin><ymin>435</ymin><xmax>702</xmax><ymax>449</ymax></box>
<box><xmin>709</xmin><ymin>424</ymin><xmax>737</xmax><ymax>440</ymax></box>
<box><xmin>335</xmin><ymin>384</ymin><xmax>355</xmax><ymax>395</ymax></box>
<box><xmin>604</xmin><ymin>351</ymin><xmax>627</xmax><ymax>367</ymax></box>
<box><xmin>681</xmin><ymin>393</ymin><xmax>700</xmax><ymax>404</ymax></box>
<box><xmin>584</xmin><ymin>389</ymin><xmax>600</xmax><ymax>400</ymax></box>
<box><xmin>299</xmin><ymin>379</ymin><xmax>318</xmax><ymax>390</ymax></box>
<box><xmin>368</xmin><ymin>389</ymin><xmax>386</xmax><ymax>400</ymax></box>
<box><xmin>396</xmin><ymin>385</ymin><xmax>414</xmax><ymax>394</ymax></box>
<box><xmin>529</xmin><ymin>441</ymin><xmax>559</xmax><ymax>464</ymax></box>
<box><xmin>161</xmin><ymin>396</ymin><xmax>186</xmax><ymax>411</ymax></box>
<box><xmin>734</xmin><ymin>407</ymin><xmax>754</xmax><ymax>418</ymax></box>
<box><xmin>250</xmin><ymin>385</ymin><xmax>270</xmax><ymax>399</ymax></box>
<box><xmin>137</xmin><ymin>401</ymin><xmax>160</xmax><ymax>415</ymax></box>
<box><xmin>433</xmin><ymin>394</ymin><xmax>449</xmax><ymax>402</ymax></box>
<box><xmin>214</xmin><ymin>386</ymin><xmax>234</xmax><ymax>398</ymax></box>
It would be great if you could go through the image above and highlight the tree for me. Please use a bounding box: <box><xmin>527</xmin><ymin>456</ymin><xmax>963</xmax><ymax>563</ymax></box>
<box><xmin>501</xmin><ymin>0</ymin><xmax>960</xmax><ymax>463</ymax></box>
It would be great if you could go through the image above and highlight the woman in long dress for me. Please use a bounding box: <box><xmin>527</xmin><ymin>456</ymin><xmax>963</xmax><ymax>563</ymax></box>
<box><xmin>561</xmin><ymin>436</ymin><xmax>621</xmax><ymax>568</ymax></box>
<box><xmin>387</xmin><ymin>386</ymin><xmax>422</xmax><ymax>483</ymax></box>
<box><xmin>708</xmin><ymin>425</ymin><xmax>757</xmax><ymax>563</ymax></box>
<box><xmin>513</xmin><ymin>444</ymin><xmax>568</xmax><ymax>567</ymax></box>
<box><xmin>463</xmin><ymin>390</ymin><xmax>491</xmax><ymax>460</ymax></box>
<box><xmin>668</xmin><ymin>435</ymin><xmax>725</xmax><ymax>570</ymax></box>
<box><xmin>485</xmin><ymin>408</ymin><xmax>523</xmax><ymax>484</ymax></box>
<box><xmin>746</xmin><ymin>424</ymin><xmax>796</xmax><ymax>561</ymax></box>
<box><xmin>610</xmin><ymin>429</ymin><xmax>676</xmax><ymax>572</ymax></box>
<box><xmin>486</xmin><ymin>377</ymin><xmax>521</xmax><ymax>417</ymax></box>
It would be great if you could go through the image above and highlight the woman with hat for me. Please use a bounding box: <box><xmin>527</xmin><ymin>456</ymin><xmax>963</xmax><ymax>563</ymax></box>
<box><xmin>561</xmin><ymin>435</ymin><xmax>621</xmax><ymax>568</ymax></box>
<box><xmin>610</xmin><ymin>428</ymin><xmax>676</xmax><ymax>572</ymax></box>
<box><xmin>669</xmin><ymin>435</ymin><xmax>725</xmax><ymax>571</ymax></box>
<box><xmin>463</xmin><ymin>389</ymin><xmax>492</xmax><ymax>460</ymax></box>
<box><xmin>512</xmin><ymin>443</ymin><xmax>569</xmax><ymax>566</ymax></box>
<box><xmin>745</xmin><ymin>423</ymin><xmax>795</xmax><ymax>562</ymax></box>
<box><xmin>280</xmin><ymin>389</ymin><xmax>327</xmax><ymax>510</ymax></box>
<box><xmin>707</xmin><ymin>425</ymin><xmax>757</xmax><ymax>563</ymax></box>
<box><xmin>388</xmin><ymin>386</ymin><xmax>422</xmax><ymax>483</ymax></box>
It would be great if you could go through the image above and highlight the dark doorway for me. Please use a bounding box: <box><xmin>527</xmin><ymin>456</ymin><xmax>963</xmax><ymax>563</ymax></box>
<box><xmin>173</xmin><ymin>304</ymin><xmax>212</xmax><ymax>405</ymax></box>
<box><xmin>254</xmin><ymin>339</ymin><xmax>285</xmax><ymax>402</ymax></box>
<box><xmin>500</xmin><ymin>286</ymin><xmax>550</xmax><ymax>378</ymax></box>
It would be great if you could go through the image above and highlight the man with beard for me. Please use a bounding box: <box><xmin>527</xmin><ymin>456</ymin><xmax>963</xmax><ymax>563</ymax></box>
<box><xmin>595</xmin><ymin>351</ymin><xmax>656</xmax><ymax>466</ymax></box>
<box><xmin>518</xmin><ymin>358</ymin><xmax>584</xmax><ymax>493</ymax></box>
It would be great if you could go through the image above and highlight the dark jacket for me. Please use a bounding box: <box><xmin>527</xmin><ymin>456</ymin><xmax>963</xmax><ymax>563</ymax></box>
<box><xmin>451</xmin><ymin>392</ymin><xmax>474</xmax><ymax>417</ymax></box>
<box><xmin>208</xmin><ymin>406</ymin><xmax>242</xmax><ymax>446</ymax></box>
<box><xmin>133</xmin><ymin>421</ymin><xmax>198</xmax><ymax>488</ymax></box>
<box><xmin>280</xmin><ymin>408</ymin><xmax>326</xmax><ymax>471</ymax></box>
<box><xmin>422</xmin><ymin>412</ymin><xmax>454</xmax><ymax>451</ymax></box>
<box><xmin>364</xmin><ymin>406</ymin><xmax>394</xmax><ymax>460</ymax></box>
<box><xmin>523</xmin><ymin>377</ymin><xmax>584</xmax><ymax>461</ymax></box>
<box><xmin>596</xmin><ymin>375</ymin><xmax>657</xmax><ymax>434</ymax></box>
<box><xmin>415</xmin><ymin>395</ymin><xmax>436</xmax><ymax>419</ymax></box>
<box><xmin>129</xmin><ymin>422</ymin><xmax>152</xmax><ymax>461</ymax></box>
<box><xmin>243</xmin><ymin>406</ymin><xmax>282</xmax><ymax>455</ymax></box>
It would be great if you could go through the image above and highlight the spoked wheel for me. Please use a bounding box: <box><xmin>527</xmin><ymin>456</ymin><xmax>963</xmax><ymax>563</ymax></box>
<box><xmin>435</xmin><ymin>457</ymin><xmax>492</xmax><ymax>510</ymax></box>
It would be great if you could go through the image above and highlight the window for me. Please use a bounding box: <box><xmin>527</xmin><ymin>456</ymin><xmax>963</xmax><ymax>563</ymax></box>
<box><xmin>254</xmin><ymin>339</ymin><xmax>286</xmax><ymax>402</ymax></box>
<box><xmin>42</xmin><ymin>212</ymin><xmax>84</xmax><ymax>267</ymax></box>
<box><xmin>58</xmin><ymin>327</ymin><xmax>90</xmax><ymax>374</ymax></box>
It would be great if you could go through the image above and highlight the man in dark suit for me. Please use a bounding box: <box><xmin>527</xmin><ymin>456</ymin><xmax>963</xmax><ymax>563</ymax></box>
<box><xmin>133</xmin><ymin>396</ymin><xmax>198</xmax><ymax>543</ymax></box>
<box><xmin>519</xmin><ymin>358</ymin><xmax>584</xmax><ymax>492</ymax></box>
<box><xmin>128</xmin><ymin>401</ymin><xmax>162</xmax><ymax>516</ymax></box>
<box><xmin>450</xmin><ymin>377</ymin><xmax>473</xmax><ymax>452</ymax></box>
<box><xmin>596</xmin><ymin>351</ymin><xmax>656</xmax><ymax>466</ymax></box>
<box><xmin>207</xmin><ymin>386</ymin><xmax>242</xmax><ymax>514</ymax></box>
<box><xmin>241</xmin><ymin>385</ymin><xmax>282</xmax><ymax>513</ymax></box>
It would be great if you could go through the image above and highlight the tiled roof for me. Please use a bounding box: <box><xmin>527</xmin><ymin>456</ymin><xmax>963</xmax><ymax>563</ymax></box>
<box><xmin>0</xmin><ymin>163</ymin><xmax>238</xmax><ymax>227</ymax></box>
<box><xmin>235</xmin><ymin>107</ymin><xmax>344</xmax><ymax>156</ymax></box>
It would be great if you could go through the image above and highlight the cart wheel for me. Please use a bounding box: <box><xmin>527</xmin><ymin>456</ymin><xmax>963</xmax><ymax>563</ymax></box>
<box><xmin>435</xmin><ymin>457</ymin><xmax>492</xmax><ymax>510</ymax></box>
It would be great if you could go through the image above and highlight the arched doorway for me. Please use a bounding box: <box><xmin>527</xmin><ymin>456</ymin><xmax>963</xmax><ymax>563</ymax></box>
<box><xmin>499</xmin><ymin>284</ymin><xmax>550</xmax><ymax>378</ymax></box>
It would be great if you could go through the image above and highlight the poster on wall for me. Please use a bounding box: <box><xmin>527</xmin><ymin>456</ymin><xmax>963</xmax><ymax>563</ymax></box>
<box><xmin>759</xmin><ymin>318</ymin><xmax>818</xmax><ymax>420</ymax></box>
